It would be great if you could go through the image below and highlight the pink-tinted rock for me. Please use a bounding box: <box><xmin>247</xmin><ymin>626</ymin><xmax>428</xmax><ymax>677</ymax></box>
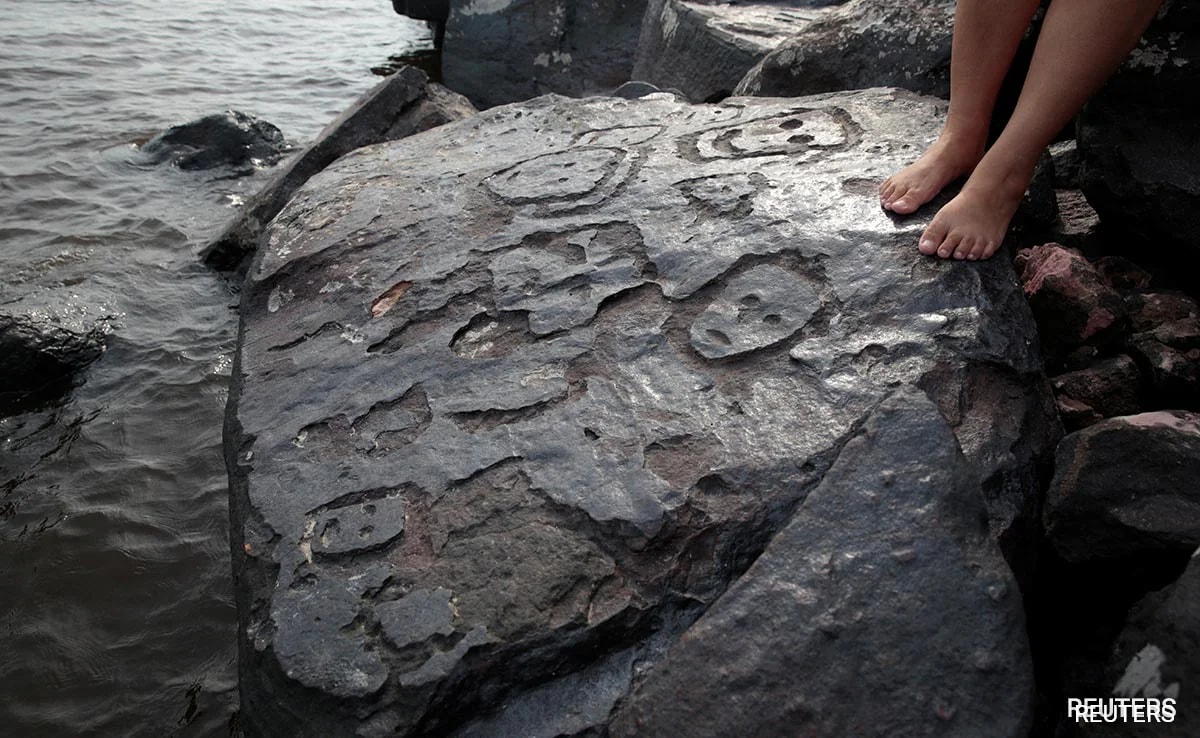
<box><xmin>1018</xmin><ymin>243</ymin><xmax>1127</xmax><ymax>361</ymax></box>
<box><xmin>1044</xmin><ymin>411</ymin><xmax>1200</xmax><ymax>564</ymax></box>
<box><xmin>1050</xmin><ymin>354</ymin><xmax>1143</xmax><ymax>431</ymax></box>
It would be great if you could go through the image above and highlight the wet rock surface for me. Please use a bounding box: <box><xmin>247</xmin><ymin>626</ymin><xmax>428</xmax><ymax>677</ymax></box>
<box><xmin>735</xmin><ymin>0</ymin><xmax>955</xmax><ymax>99</ymax></box>
<box><xmin>1044</xmin><ymin>412</ymin><xmax>1200</xmax><ymax>565</ymax></box>
<box><xmin>139</xmin><ymin>110</ymin><xmax>288</xmax><ymax>173</ymax></box>
<box><xmin>610</xmin><ymin>388</ymin><xmax>1034</xmax><ymax>738</ymax></box>
<box><xmin>1077</xmin><ymin>0</ymin><xmax>1200</xmax><ymax>272</ymax></box>
<box><xmin>226</xmin><ymin>89</ymin><xmax>1058</xmax><ymax>736</ymax></box>
<box><xmin>202</xmin><ymin>66</ymin><xmax>474</xmax><ymax>272</ymax></box>
<box><xmin>634</xmin><ymin>0</ymin><xmax>831</xmax><ymax>103</ymax></box>
<box><xmin>0</xmin><ymin>306</ymin><xmax>111</xmax><ymax>416</ymax></box>
<box><xmin>441</xmin><ymin>0</ymin><xmax>649</xmax><ymax>109</ymax></box>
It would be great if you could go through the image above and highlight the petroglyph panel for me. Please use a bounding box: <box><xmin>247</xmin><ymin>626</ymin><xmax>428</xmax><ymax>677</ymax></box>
<box><xmin>228</xmin><ymin>89</ymin><xmax>1056</xmax><ymax>737</ymax></box>
<box><xmin>690</xmin><ymin>265</ymin><xmax>822</xmax><ymax>359</ymax></box>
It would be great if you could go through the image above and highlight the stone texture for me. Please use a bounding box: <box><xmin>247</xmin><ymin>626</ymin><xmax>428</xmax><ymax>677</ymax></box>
<box><xmin>1049</xmin><ymin>140</ymin><xmax>1081</xmax><ymax>189</ymax></box>
<box><xmin>633</xmin><ymin>0</ymin><xmax>832</xmax><ymax>103</ymax></box>
<box><xmin>609</xmin><ymin>388</ymin><xmax>1034</xmax><ymax>738</ymax></box>
<box><xmin>735</xmin><ymin>0</ymin><xmax>955</xmax><ymax>99</ymax></box>
<box><xmin>441</xmin><ymin>0</ymin><xmax>649</xmax><ymax>109</ymax></box>
<box><xmin>0</xmin><ymin>306</ymin><xmax>111</xmax><ymax>416</ymax></box>
<box><xmin>1096</xmin><ymin>256</ymin><xmax>1152</xmax><ymax>291</ymax></box>
<box><xmin>1077</xmin><ymin>0</ymin><xmax>1200</xmax><ymax>276</ymax></box>
<box><xmin>1125</xmin><ymin>291</ymin><xmax>1200</xmax><ymax>408</ymax></box>
<box><xmin>1051</xmin><ymin>189</ymin><xmax>1103</xmax><ymax>251</ymax></box>
<box><xmin>1081</xmin><ymin>554</ymin><xmax>1199</xmax><ymax>738</ymax></box>
<box><xmin>1051</xmin><ymin>355</ymin><xmax>1144</xmax><ymax>431</ymax></box>
<box><xmin>226</xmin><ymin>89</ymin><xmax>1058</xmax><ymax>737</ymax></box>
<box><xmin>202</xmin><ymin>66</ymin><xmax>475</xmax><ymax>271</ymax></box>
<box><xmin>139</xmin><ymin>110</ymin><xmax>288</xmax><ymax>173</ymax></box>
<box><xmin>1017</xmin><ymin>243</ymin><xmax>1127</xmax><ymax>364</ymax></box>
<box><xmin>1044</xmin><ymin>412</ymin><xmax>1200</xmax><ymax>564</ymax></box>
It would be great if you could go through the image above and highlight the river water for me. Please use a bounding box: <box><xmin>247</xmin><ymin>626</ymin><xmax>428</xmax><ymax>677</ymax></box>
<box><xmin>0</xmin><ymin>2</ymin><xmax>433</xmax><ymax>735</ymax></box>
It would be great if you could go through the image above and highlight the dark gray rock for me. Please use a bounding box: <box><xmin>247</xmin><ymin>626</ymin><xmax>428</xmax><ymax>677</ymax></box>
<box><xmin>441</xmin><ymin>0</ymin><xmax>649</xmax><ymax>109</ymax></box>
<box><xmin>610</xmin><ymin>388</ymin><xmax>1034</xmax><ymax>738</ymax></box>
<box><xmin>140</xmin><ymin>110</ymin><xmax>288</xmax><ymax>172</ymax></box>
<box><xmin>1081</xmin><ymin>554</ymin><xmax>1198</xmax><ymax>738</ymax></box>
<box><xmin>0</xmin><ymin>307</ymin><xmax>110</xmax><ymax>415</ymax></box>
<box><xmin>1051</xmin><ymin>354</ymin><xmax>1144</xmax><ymax>431</ymax></box>
<box><xmin>391</xmin><ymin>0</ymin><xmax>449</xmax><ymax>22</ymax></box>
<box><xmin>1077</xmin><ymin>0</ymin><xmax>1200</xmax><ymax>277</ymax></box>
<box><xmin>226</xmin><ymin>88</ymin><xmax>1058</xmax><ymax>737</ymax></box>
<box><xmin>1044</xmin><ymin>412</ymin><xmax>1200</xmax><ymax>564</ymax></box>
<box><xmin>202</xmin><ymin>66</ymin><xmax>475</xmax><ymax>272</ymax></box>
<box><xmin>734</xmin><ymin>0</ymin><xmax>955</xmax><ymax>99</ymax></box>
<box><xmin>633</xmin><ymin>0</ymin><xmax>832</xmax><ymax>103</ymax></box>
<box><xmin>1096</xmin><ymin>256</ymin><xmax>1153</xmax><ymax>291</ymax></box>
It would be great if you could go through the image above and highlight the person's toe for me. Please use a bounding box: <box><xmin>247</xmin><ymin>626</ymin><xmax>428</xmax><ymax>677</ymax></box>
<box><xmin>978</xmin><ymin>238</ymin><xmax>1000</xmax><ymax>260</ymax></box>
<box><xmin>879</xmin><ymin>181</ymin><xmax>898</xmax><ymax>208</ymax></box>
<box><xmin>890</xmin><ymin>189</ymin><xmax>926</xmax><ymax>215</ymax></box>
<box><xmin>937</xmin><ymin>233</ymin><xmax>962</xmax><ymax>259</ymax></box>
<box><xmin>918</xmin><ymin>219</ymin><xmax>948</xmax><ymax>256</ymax></box>
<box><xmin>953</xmin><ymin>236</ymin><xmax>975</xmax><ymax>260</ymax></box>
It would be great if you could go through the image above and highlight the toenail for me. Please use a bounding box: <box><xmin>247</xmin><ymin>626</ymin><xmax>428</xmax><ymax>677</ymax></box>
<box><xmin>920</xmin><ymin>239</ymin><xmax>935</xmax><ymax>250</ymax></box>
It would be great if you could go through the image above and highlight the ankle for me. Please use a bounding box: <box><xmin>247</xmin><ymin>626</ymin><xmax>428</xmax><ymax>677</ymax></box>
<box><xmin>962</xmin><ymin>157</ymin><xmax>1034</xmax><ymax>201</ymax></box>
<box><xmin>936</xmin><ymin>122</ymin><xmax>988</xmax><ymax>158</ymax></box>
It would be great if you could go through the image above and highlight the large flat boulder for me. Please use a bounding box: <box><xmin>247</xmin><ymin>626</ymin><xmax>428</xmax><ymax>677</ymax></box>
<box><xmin>226</xmin><ymin>88</ymin><xmax>1058</xmax><ymax>736</ymax></box>
<box><xmin>633</xmin><ymin>0</ymin><xmax>836</xmax><ymax>103</ymax></box>
<box><xmin>440</xmin><ymin>0</ymin><xmax>649</xmax><ymax>109</ymax></box>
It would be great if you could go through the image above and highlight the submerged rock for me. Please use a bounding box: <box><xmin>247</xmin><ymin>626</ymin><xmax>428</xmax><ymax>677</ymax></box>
<box><xmin>140</xmin><ymin>110</ymin><xmax>288</xmax><ymax>172</ymax></box>
<box><xmin>226</xmin><ymin>89</ymin><xmax>1057</xmax><ymax>736</ymax></box>
<box><xmin>0</xmin><ymin>307</ymin><xmax>110</xmax><ymax>415</ymax></box>
<box><xmin>735</xmin><ymin>0</ymin><xmax>955</xmax><ymax>99</ymax></box>
<box><xmin>1044</xmin><ymin>412</ymin><xmax>1200</xmax><ymax>565</ymax></box>
<box><xmin>201</xmin><ymin>66</ymin><xmax>474</xmax><ymax>272</ymax></box>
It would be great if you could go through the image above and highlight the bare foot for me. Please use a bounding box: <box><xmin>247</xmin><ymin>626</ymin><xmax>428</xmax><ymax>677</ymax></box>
<box><xmin>917</xmin><ymin>161</ymin><xmax>1030</xmax><ymax>261</ymax></box>
<box><xmin>879</xmin><ymin>132</ymin><xmax>985</xmax><ymax>214</ymax></box>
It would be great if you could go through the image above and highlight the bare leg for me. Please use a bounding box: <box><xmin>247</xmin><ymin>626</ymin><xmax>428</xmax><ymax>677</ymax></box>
<box><xmin>879</xmin><ymin>0</ymin><xmax>1042</xmax><ymax>214</ymax></box>
<box><xmin>921</xmin><ymin>0</ymin><xmax>1163</xmax><ymax>260</ymax></box>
